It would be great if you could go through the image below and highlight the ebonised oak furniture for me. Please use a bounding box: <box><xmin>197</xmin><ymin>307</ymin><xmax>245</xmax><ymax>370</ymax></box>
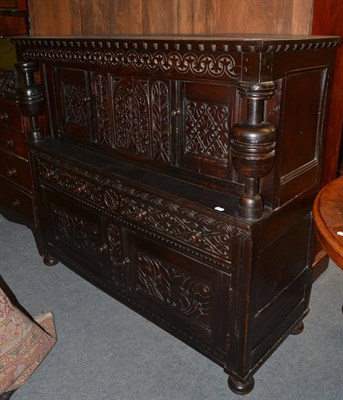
<box><xmin>12</xmin><ymin>34</ymin><xmax>339</xmax><ymax>394</ymax></box>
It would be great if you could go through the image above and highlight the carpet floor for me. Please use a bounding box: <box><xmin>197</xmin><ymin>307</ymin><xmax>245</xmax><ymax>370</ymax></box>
<box><xmin>0</xmin><ymin>215</ymin><xmax>342</xmax><ymax>400</ymax></box>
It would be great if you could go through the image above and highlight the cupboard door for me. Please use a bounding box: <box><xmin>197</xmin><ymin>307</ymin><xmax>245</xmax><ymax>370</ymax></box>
<box><xmin>127</xmin><ymin>231</ymin><xmax>230</xmax><ymax>351</ymax></box>
<box><xmin>54</xmin><ymin>68</ymin><xmax>93</xmax><ymax>143</ymax></box>
<box><xmin>179</xmin><ymin>82</ymin><xmax>235</xmax><ymax>180</ymax></box>
<box><xmin>44</xmin><ymin>190</ymin><xmax>110</xmax><ymax>281</ymax></box>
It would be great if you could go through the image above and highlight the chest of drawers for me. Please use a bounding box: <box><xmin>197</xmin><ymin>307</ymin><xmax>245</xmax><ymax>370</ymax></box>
<box><xmin>0</xmin><ymin>69</ymin><xmax>34</xmax><ymax>225</ymax></box>
<box><xmin>12</xmin><ymin>34</ymin><xmax>339</xmax><ymax>394</ymax></box>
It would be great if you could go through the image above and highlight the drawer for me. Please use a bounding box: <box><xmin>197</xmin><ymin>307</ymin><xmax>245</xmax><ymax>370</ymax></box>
<box><xmin>0</xmin><ymin>151</ymin><xmax>31</xmax><ymax>190</ymax></box>
<box><xmin>0</xmin><ymin>129</ymin><xmax>28</xmax><ymax>158</ymax></box>
<box><xmin>0</xmin><ymin>178</ymin><xmax>34</xmax><ymax>224</ymax></box>
<box><xmin>0</xmin><ymin>100</ymin><xmax>24</xmax><ymax>133</ymax></box>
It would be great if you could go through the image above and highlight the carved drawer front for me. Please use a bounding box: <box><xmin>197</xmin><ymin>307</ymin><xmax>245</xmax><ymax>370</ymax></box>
<box><xmin>44</xmin><ymin>190</ymin><xmax>111</xmax><ymax>282</ymax></box>
<box><xmin>36</xmin><ymin>157</ymin><xmax>102</xmax><ymax>205</ymax></box>
<box><xmin>0</xmin><ymin>152</ymin><xmax>31</xmax><ymax>190</ymax></box>
<box><xmin>0</xmin><ymin>100</ymin><xmax>24</xmax><ymax>133</ymax></box>
<box><xmin>128</xmin><ymin>232</ymin><xmax>230</xmax><ymax>352</ymax></box>
<box><xmin>179</xmin><ymin>82</ymin><xmax>235</xmax><ymax>180</ymax></box>
<box><xmin>0</xmin><ymin>178</ymin><xmax>34</xmax><ymax>224</ymax></box>
<box><xmin>111</xmin><ymin>182</ymin><xmax>236</xmax><ymax>264</ymax></box>
<box><xmin>0</xmin><ymin>128</ymin><xmax>27</xmax><ymax>158</ymax></box>
<box><xmin>54</xmin><ymin>68</ymin><xmax>93</xmax><ymax>143</ymax></box>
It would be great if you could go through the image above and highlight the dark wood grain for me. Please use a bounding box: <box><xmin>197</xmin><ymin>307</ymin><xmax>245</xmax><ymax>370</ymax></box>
<box><xmin>28</xmin><ymin>0</ymin><xmax>313</xmax><ymax>35</ymax></box>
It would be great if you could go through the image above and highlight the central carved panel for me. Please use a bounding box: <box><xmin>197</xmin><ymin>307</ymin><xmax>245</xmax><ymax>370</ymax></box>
<box><xmin>136</xmin><ymin>252</ymin><xmax>211</xmax><ymax>328</ymax></box>
<box><xmin>110</xmin><ymin>76</ymin><xmax>171</xmax><ymax>162</ymax></box>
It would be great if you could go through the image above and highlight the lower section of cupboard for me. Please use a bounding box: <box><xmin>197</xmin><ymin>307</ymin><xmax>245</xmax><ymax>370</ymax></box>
<box><xmin>33</xmin><ymin>176</ymin><xmax>312</xmax><ymax>395</ymax></box>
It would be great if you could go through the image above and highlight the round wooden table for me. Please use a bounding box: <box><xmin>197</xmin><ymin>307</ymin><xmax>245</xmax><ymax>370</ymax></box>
<box><xmin>313</xmin><ymin>176</ymin><xmax>343</xmax><ymax>270</ymax></box>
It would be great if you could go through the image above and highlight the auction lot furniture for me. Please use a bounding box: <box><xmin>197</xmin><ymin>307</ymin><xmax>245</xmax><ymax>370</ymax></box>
<box><xmin>12</xmin><ymin>34</ymin><xmax>339</xmax><ymax>394</ymax></box>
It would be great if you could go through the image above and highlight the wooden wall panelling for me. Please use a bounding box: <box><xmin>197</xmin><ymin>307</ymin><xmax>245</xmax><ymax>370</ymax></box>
<box><xmin>80</xmin><ymin>0</ymin><xmax>111</xmax><ymax>34</ymax></box>
<box><xmin>205</xmin><ymin>0</ymin><xmax>312</xmax><ymax>35</ymax></box>
<box><xmin>176</xmin><ymin>0</ymin><xmax>207</xmax><ymax>34</ymax></box>
<box><xmin>142</xmin><ymin>0</ymin><xmax>178</xmax><ymax>34</ymax></box>
<box><xmin>28</xmin><ymin>0</ymin><xmax>314</xmax><ymax>36</ymax></box>
<box><xmin>28</xmin><ymin>0</ymin><xmax>82</xmax><ymax>35</ymax></box>
<box><xmin>111</xmin><ymin>0</ymin><xmax>143</xmax><ymax>34</ymax></box>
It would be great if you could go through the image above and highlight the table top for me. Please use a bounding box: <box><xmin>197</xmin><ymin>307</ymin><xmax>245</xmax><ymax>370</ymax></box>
<box><xmin>313</xmin><ymin>176</ymin><xmax>343</xmax><ymax>269</ymax></box>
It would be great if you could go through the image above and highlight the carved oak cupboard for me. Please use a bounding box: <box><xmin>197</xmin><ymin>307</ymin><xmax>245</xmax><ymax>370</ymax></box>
<box><xmin>12</xmin><ymin>34</ymin><xmax>339</xmax><ymax>394</ymax></box>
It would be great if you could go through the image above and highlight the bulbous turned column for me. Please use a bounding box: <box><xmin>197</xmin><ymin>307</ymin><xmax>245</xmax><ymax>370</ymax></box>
<box><xmin>15</xmin><ymin>62</ymin><xmax>44</xmax><ymax>142</ymax></box>
<box><xmin>230</xmin><ymin>81</ymin><xmax>277</xmax><ymax>220</ymax></box>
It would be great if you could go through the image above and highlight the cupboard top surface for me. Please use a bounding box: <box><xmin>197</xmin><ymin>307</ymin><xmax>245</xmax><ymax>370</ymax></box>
<box><xmin>11</xmin><ymin>34</ymin><xmax>340</xmax><ymax>53</ymax></box>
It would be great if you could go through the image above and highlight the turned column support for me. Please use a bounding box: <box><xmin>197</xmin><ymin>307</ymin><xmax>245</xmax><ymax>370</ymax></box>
<box><xmin>15</xmin><ymin>62</ymin><xmax>44</xmax><ymax>142</ymax></box>
<box><xmin>230</xmin><ymin>81</ymin><xmax>277</xmax><ymax>220</ymax></box>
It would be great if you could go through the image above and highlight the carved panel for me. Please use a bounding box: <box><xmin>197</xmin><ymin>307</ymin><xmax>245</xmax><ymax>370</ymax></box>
<box><xmin>136</xmin><ymin>252</ymin><xmax>211</xmax><ymax>328</ymax></box>
<box><xmin>62</xmin><ymin>80</ymin><xmax>88</xmax><ymax>126</ymax></box>
<box><xmin>107</xmin><ymin>223</ymin><xmax>124</xmax><ymax>288</ymax></box>
<box><xmin>0</xmin><ymin>71</ymin><xmax>16</xmax><ymax>95</ymax></box>
<box><xmin>51</xmin><ymin>203</ymin><xmax>102</xmax><ymax>256</ymax></box>
<box><xmin>93</xmin><ymin>73</ymin><xmax>111</xmax><ymax>146</ymax></box>
<box><xmin>185</xmin><ymin>99</ymin><xmax>230</xmax><ymax>160</ymax></box>
<box><xmin>151</xmin><ymin>80</ymin><xmax>171</xmax><ymax>162</ymax></box>
<box><xmin>112</xmin><ymin>77</ymin><xmax>150</xmax><ymax>156</ymax></box>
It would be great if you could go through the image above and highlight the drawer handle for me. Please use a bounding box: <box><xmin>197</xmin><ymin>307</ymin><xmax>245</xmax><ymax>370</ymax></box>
<box><xmin>6</xmin><ymin>138</ymin><xmax>14</xmax><ymax>147</ymax></box>
<box><xmin>12</xmin><ymin>199</ymin><xmax>21</xmax><ymax>208</ymax></box>
<box><xmin>0</xmin><ymin>112</ymin><xmax>9</xmax><ymax>121</ymax></box>
<box><xmin>171</xmin><ymin>108</ymin><xmax>181</xmax><ymax>117</ymax></box>
<box><xmin>190</xmin><ymin>231</ymin><xmax>202</xmax><ymax>244</ymax></box>
<box><xmin>96</xmin><ymin>244</ymin><xmax>108</xmax><ymax>254</ymax></box>
<box><xmin>118</xmin><ymin>257</ymin><xmax>129</xmax><ymax>267</ymax></box>
<box><xmin>76</xmin><ymin>185</ymin><xmax>86</xmax><ymax>194</ymax></box>
<box><xmin>136</xmin><ymin>210</ymin><xmax>147</xmax><ymax>221</ymax></box>
<box><xmin>82</xmin><ymin>97</ymin><xmax>91</xmax><ymax>102</ymax></box>
<box><xmin>6</xmin><ymin>168</ymin><xmax>17</xmax><ymax>178</ymax></box>
<box><xmin>44</xmin><ymin>171</ymin><xmax>54</xmax><ymax>179</ymax></box>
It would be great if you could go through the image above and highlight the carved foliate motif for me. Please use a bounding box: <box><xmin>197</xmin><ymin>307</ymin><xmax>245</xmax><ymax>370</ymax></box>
<box><xmin>151</xmin><ymin>81</ymin><xmax>171</xmax><ymax>162</ymax></box>
<box><xmin>111</xmin><ymin>77</ymin><xmax>171</xmax><ymax>162</ymax></box>
<box><xmin>36</xmin><ymin>158</ymin><xmax>102</xmax><ymax>203</ymax></box>
<box><xmin>62</xmin><ymin>80</ymin><xmax>88</xmax><ymax>126</ymax></box>
<box><xmin>136</xmin><ymin>252</ymin><xmax>211</xmax><ymax>327</ymax></box>
<box><xmin>52</xmin><ymin>204</ymin><xmax>102</xmax><ymax>256</ymax></box>
<box><xmin>93</xmin><ymin>73</ymin><xmax>111</xmax><ymax>146</ymax></box>
<box><xmin>112</xmin><ymin>77</ymin><xmax>150</xmax><ymax>156</ymax></box>
<box><xmin>185</xmin><ymin>99</ymin><xmax>230</xmax><ymax>160</ymax></box>
<box><xmin>0</xmin><ymin>71</ymin><xmax>16</xmax><ymax>95</ymax></box>
<box><xmin>107</xmin><ymin>223</ymin><xmax>124</xmax><ymax>287</ymax></box>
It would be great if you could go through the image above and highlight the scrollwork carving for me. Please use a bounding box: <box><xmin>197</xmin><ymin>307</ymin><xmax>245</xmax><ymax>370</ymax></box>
<box><xmin>137</xmin><ymin>252</ymin><xmax>211</xmax><ymax>327</ymax></box>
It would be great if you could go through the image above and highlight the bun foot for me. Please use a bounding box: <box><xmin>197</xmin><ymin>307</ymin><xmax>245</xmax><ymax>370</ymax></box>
<box><xmin>228</xmin><ymin>376</ymin><xmax>255</xmax><ymax>395</ymax></box>
<box><xmin>43</xmin><ymin>254</ymin><xmax>59</xmax><ymax>266</ymax></box>
<box><xmin>290</xmin><ymin>321</ymin><xmax>304</xmax><ymax>335</ymax></box>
